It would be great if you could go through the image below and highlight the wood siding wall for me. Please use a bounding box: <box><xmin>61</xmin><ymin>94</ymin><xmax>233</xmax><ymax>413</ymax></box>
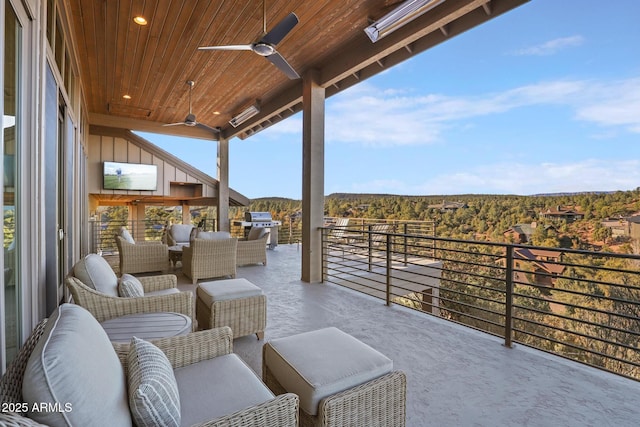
<box><xmin>87</xmin><ymin>133</ymin><xmax>217</xmax><ymax>198</ymax></box>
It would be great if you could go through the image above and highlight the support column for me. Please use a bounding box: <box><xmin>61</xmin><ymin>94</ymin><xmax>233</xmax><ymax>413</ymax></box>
<box><xmin>301</xmin><ymin>69</ymin><xmax>325</xmax><ymax>283</ymax></box>
<box><xmin>134</xmin><ymin>204</ymin><xmax>145</xmax><ymax>241</ymax></box>
<box><xmin>181</xmin><ymin>202</ymin><xmax>190</xmax><ymax>224</ymax></box>
<box><xmin>217</xmin><ymin>135</ymin><xmax>230</xmax><ymax>232</ymax></box>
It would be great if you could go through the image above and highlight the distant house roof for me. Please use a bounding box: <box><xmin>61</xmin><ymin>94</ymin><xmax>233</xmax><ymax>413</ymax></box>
<box><xmin>428</xmin><ymin>200</ymin><xmax>468</xmax><ymax>211</ymax></box>
<box><xmin>514</xmin><ymin>247</ymin><xmax>565</xmax><ymax>275</ymax></box>
<box><xmin>540</xmin><ymin>206</ymin><xmax>584</xmax><ymax>216</ymax></box>
<box><xmin>539</xmin><ymin>206</ymin><xmax>585</xmax><ymax>221</ymax></box>
<box><xmin>627</xmin><ymin>215</ymin><xmax>640</xmax><ymax>224</ymax></box>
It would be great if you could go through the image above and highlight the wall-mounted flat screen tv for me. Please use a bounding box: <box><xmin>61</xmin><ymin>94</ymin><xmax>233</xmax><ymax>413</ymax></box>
<box><xmin>103</xmin><ymin>161</ymin><xmax>157</xmax><ymax>191</ymax></box>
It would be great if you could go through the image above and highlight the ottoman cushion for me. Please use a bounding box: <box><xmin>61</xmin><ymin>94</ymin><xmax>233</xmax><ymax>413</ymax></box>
<box><xmin>175</xmin><ymin>354</ymin><xmax>274</xmax><ymax>427</ymax></box>
<box><xmin>197</xmin><ymin>278</ymin><xmax>263</xmax><ymax>305</ymax></box>
<box><xmin>264</xmin><ymin>327</ymin><xmax>393</xmax><ymax>416</ymax></box>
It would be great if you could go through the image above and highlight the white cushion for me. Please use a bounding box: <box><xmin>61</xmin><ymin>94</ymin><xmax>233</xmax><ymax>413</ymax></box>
<box><xmin>263</xmin><ymin>327</ymin><xmax>393</xmax><ymax>416</ymax></box>
<box><xmin>120</xmin><ymin>226</ymin><xmax>135</xmax><ymax>244</ymax></box>
<box><xmin>73</xmin><ymin>253</ymin><xmax>119</xmax><ymax>296</ymax></box>
<box><xmin>174</xmin><ymin>354</ymin><xmax>274</xmax><ymax>427</ymax></box>
<box><xmin>197</xmin><ymin>231</ymin><xmax>231</xmax><ymax>240</ymax></box>
<box><xmin>247</xmin><ymin>227</ymin><xmax>267</xmax><ymax>241</ymax></box>
<box><xmin>197</xmin><ymin>278</ymin><xmax>263</xmax><ymax>306</ymax></box>
<box><xmin>128</xmin><ymin>337</ymin><xmax>181</xmax><ymax>427</ymax></box>
<box><xmin>118</xmin><ymin>274</ymin><xmax>144</xmax><ymax>297</ymax></box>
<box><xmin>22</xmin><ymin>304</ymin><xmax>132</xmax><ymax>427</ymax></box>
<box><xmin>169</xmin><ymin>224</ymin><xmax>194</xmax><ymax>244</ymax></box>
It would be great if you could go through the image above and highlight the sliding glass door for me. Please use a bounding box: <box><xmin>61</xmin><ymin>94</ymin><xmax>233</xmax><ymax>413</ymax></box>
<box><xmin>2</xmin><ymin>0</ymin><xmax>23</xmax><ymax>370</ymax></box>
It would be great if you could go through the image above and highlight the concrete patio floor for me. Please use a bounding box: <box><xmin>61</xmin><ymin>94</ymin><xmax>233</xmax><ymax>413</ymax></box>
<box><xmin>168</xmin><ymin>244</ymin><xmax>640</xmax><ymax>427</ymax></box>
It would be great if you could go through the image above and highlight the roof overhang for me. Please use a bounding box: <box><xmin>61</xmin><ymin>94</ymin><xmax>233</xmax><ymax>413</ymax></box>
<box><xmin>72</xmin><ymin>0</ymin><xmax>530</xmax><ymax>142</ymax></box>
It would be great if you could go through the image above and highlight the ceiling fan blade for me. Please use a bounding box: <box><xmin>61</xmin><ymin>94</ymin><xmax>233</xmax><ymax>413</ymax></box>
<box><xmin>196</xmin><ymin>122</ymin><xmax>221</xmax><ymax>134</ymax></box>
<box><xmin>260</xmin><ymin>12</ymin><xmax>299</xmax><ymax>46</ymax></box>
<box><xmin>198</xmin><ymin>44</ymin><xmax>253</xmax><ymax>51</ymax></box>
<box><xmin>162</xmin><ymin>122</ymin><xmax>185</xmax><ymax>127</ymax></box>
<box><xmin>265</xmin><ymin>51</ymin><xmax>300</xmax><ymax>79</ymax></box>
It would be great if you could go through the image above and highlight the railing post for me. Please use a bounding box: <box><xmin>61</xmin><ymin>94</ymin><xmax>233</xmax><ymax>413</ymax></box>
<box><xmin>386</xmin><ymin>233</ymin><xmax>392</xmax><ymax>306</ymax></box>
<box><xmin>403</xmin><ymin>223</ymin><xmax>408</xmax><ymax>265</ymax></box>
<box><xmin>505</xmin><ymin>245</ymin><xmax>514</xmax><ymax>348</ymax></box>
<box><xmin>321</xmin><ymin>228</ymin><xmax>327</xmax><ymax>282</ymax></box>
<box><xmin>368</xmin><ymin>224</ymin><xmax>373</xmax><ymax>272</ymax></box>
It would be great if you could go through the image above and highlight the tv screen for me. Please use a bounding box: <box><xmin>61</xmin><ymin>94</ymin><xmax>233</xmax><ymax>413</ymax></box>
<box><xmin>103</xmin><ymin>161</ymin><xmax>157</xmax><ymax>191</ymax></box>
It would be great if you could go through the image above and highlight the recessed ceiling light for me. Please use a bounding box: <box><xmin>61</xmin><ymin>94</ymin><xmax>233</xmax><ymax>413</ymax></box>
<box><xmin>133</xmin><ymin>16</ymin><xmax>147</xmax><ymax>25</ymax></box>
<box><xmin>122</xmin><ymin>94</ymin><xmax>131</xmax><ymax>100</ymax></box>
<box><xmin>213</xmin><ymin>111</ymin><xmax>221</xmax><ymax>115</ymax></box>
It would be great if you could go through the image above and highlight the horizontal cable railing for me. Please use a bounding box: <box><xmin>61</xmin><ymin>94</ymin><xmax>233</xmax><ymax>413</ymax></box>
<box><xmin>89</xmin><ymin>219</ymin><xmax>216</xmax><ymax>254</ymax></box>
<box><xmin>321</xmin><ymin>225</ymin><xmax>640</xmax><ymax>381</ymax></box>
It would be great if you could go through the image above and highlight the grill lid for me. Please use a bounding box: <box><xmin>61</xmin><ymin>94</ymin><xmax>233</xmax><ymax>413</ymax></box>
<box><xmin>244</xmin><ymin>211</ymin><xmax>273</xmax><ymax>222</ymax></box>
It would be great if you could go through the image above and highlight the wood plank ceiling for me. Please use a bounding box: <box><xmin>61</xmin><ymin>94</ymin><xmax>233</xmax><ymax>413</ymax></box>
<box><xmin>69</xmin><ymin>0</ymin><xmax>529</xmax><ymax>141</ymax></box>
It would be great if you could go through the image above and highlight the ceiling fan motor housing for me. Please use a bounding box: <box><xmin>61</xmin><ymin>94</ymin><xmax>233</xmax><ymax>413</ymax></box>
<box><xmin>253</xmin><ymin>43</ymin><xmax>275</xmax><ymax>56</ymax></box>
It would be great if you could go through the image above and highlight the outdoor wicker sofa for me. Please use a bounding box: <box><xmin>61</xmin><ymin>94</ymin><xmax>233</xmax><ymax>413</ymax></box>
<box><xmin>0</xmin><ymin>304</ymin><xmax>299</xmax><ymax>427</ymax></box>
<box><xmin>66</xmin><ymin>253</ymin><xmax>193</xmax><ymax>323</ymax></box>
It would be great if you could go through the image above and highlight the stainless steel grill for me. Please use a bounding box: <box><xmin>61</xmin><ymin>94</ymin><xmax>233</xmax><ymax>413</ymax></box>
<box><xmin>233</xmin><ymin>211</ymin><xmax>281</xmax><ymax>249</ymax></box>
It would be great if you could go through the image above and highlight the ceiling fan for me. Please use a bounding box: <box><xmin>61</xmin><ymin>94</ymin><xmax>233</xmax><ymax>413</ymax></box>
<box><xmin>198</xmin><ymin>1</ymin><xmax>300</xmax><ymax>79</ymax></box>
<box><xmin>162</xmin><ymin>81</ymin><xmax>219</xmax><ymax>134</ymax></box>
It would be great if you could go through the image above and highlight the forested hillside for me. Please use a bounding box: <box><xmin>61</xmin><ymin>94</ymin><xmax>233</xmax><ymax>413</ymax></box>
<box><xmin>237</xmin><ymin>189</ymin><xmax>640</xmax><ymax>252</ymax></box>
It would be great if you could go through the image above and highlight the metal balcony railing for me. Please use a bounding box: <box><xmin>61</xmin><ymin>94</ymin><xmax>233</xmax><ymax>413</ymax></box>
<box><xmin>321</xmin><ymin>225</ymin><xmax>640</xmax><ymax>381</ymax></box>
<box><xmin>89</xmin><ymin>219</ymin><xmax>216</xmax><ymax>254</ymax></box>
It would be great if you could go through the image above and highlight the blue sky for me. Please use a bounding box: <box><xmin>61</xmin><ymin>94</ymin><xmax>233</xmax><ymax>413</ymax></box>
<box><xmin>139</xmin><ymin>0</ymin><xmax>640</xmax><ymax>200</ymax></box>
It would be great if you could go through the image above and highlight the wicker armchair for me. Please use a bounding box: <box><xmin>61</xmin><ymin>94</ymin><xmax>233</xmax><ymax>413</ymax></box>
<box><xmin>237</xmin><ymin>232</ymin><xmax>270</xmax><ymax>266</ymax></box>
<box><xmin>66</xmin><ymin>276</ymin><xmax>193</xmax><ymax>323</ymax></box>
<box><xmin>67</xmin><ymin>253</ymin><xmax>193</xmax><ymax>323</ymax></box>
<box><xmin>0</xmin><ymin>308</ymin><xmax>299</xmax><ymax>427</ymax></box>
<box><xmin>115</xmin><ymin>235</ymin><xmax>169</xmax><ymax>274</ymax></box>
<box><xmin>183</xmin><ymin>237</ymin><xmax>238</xmax><ymax>284</ymax></box>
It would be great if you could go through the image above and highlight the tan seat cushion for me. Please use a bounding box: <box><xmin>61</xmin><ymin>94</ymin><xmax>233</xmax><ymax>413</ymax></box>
<box><xmin>263</xmin><ymin>327</ymin><xmax>393</xmax><ymax>416</ymax></box>
<box><xmin>197</xmin><ymin>278</ymin><xmax>263</xmax><ymax>306</ymax></box>
<box><xmin>174</xmin><ymin>354</ymin><xmax>274</xmax><ymax>427</ymax></box>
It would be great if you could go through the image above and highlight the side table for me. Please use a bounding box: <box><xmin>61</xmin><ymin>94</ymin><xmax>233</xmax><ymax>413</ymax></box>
<box><xmin>168</xmin><ymin>245</ymin><xmax>184</xmax><ymax>270</ymax></box>
<box><xmin>100</xmin><ymin>312</ymin><xmax>192</xmax><ymax>343</ymax></box>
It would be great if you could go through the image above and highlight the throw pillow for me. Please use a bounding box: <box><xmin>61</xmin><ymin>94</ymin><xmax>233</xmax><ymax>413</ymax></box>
<box><xmin>128</xmin><ymin>337</ymin><xmax>181</xmax><ymax>427</ymax></box>
<box><xmin>120</xmin><ymin>226</ymin><xmax>135</xmax><ymax>244</ymax></box>
<box><xmin>118</xmin><ymin>274</ymin><xmax>144</xmax><ymax>297</ymax></box>
<box><xmin>247</xmin><ymin>227</ymin><xmax>267</xmax><ymax>241</ymax></box>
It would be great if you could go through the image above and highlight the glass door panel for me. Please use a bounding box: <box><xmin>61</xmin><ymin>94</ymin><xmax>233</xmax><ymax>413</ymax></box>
<box><xmin>3</xmin><ymin>0</ymin><xmax>22</xmax><ymax>367</ymax></box>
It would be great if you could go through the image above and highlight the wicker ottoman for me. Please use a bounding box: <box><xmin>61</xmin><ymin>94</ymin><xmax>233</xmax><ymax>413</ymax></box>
<box><xmin>196</xmin><ymin>278</ymin><xmax>266</xmax><ymax>339</ymax></box>
<box><xmin>263</xmin><ymin>327</ymin><xmax>406</xmax><ymax>427</ymax></box>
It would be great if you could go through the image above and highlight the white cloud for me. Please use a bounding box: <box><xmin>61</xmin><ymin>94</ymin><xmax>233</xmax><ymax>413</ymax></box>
<box><xmin>574</xmin><ymin>77</ymin><xmax>640</xmax><ymax>132</ymax></box>
<box><xmin>345</xmin><ymin>159</ymin><xmax>640</xmax><ymax>195</ymax></box>
<box><xmin>511</xmin><ymin>35</ymin><xmax>585</xmax><ymax>56</ymax></box>
<box><xmin>321</xmin><ymin>75</ymin><xmax>640</xmax><ymax>147</ymax></box>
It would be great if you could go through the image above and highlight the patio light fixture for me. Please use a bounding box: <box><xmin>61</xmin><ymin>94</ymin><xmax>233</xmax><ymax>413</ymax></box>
<box><xmin>364</xmin><ymin>0</ymin><xmax>445</xmax><ymax>43</ymax></box>
<box><xmin>133</xmin><ymin>16</ymin><xmax>148</xmax><ymax>26</ymax></box>
<box><xmin>229</xmin><ymin>104</ymin><xmax>260</xmax><ymax>128</ymax></box>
